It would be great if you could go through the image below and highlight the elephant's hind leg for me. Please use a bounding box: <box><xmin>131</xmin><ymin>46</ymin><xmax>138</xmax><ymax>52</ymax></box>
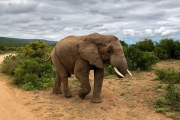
<box><xmin>51</xmin><ymin>54</ymin><xmax>72</xmax><ymax>98</ymax></box>
<box><xmin>53</xmin><ymin>72</ymin><xmax>62</xmax><ymax>94</ymax></box>
<box><xmin>61</xmin><ymin>75</ymin><xmax>72</xmax><ymax>98</ymax></box>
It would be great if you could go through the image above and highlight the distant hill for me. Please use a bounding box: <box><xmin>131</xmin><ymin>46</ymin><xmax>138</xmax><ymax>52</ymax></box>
<box><xmin>0</xmin><ymin>37</ymin><xmax>57</xmax><ymax>47</ymax></box>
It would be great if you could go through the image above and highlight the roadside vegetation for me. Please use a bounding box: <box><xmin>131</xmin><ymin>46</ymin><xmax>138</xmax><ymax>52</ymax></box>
<box><xmin>154</xmin><ymin>68</ymin><xmax>180</xmax><ymax>119</ymax></box>
<box><xmin>105</xmin><ymin>38</ymin><xmax>180</xmax><ymax>74</ymax></box>
<box><xmin>1</xmin><ymin>40</ymin><xmax>55</xmax><ymax>90</ymax></box>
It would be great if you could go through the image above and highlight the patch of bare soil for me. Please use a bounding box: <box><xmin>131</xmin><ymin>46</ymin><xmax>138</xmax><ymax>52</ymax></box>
<box><xmin>0</xmin><ymin>54</ymin><xmax>177</xmax><ymax>120</ymax></box>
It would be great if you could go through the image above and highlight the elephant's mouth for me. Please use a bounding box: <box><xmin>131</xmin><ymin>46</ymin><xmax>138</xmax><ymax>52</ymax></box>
<box><xmin>113</xmin><ymin>67</ymin><xmax>132</xmax><ymax>78</ymax></box>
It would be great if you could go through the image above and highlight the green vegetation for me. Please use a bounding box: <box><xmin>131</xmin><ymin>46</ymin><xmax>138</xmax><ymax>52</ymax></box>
<box><xmin>155</xmin><ymin>68</ymin><xmax>180</xmax><ymax>119</ymax></box>
<box><xmin>126</xmin><ymin>46</ymin><xmax>159</xmax><ymax>71</ymax></box>
<box><xmin>14</xmin><ymin>57</ymin><xmax>54</xmax><ymax>90</ymax></box>
<box><xmin>104</xmin><ymin>65</ymin><xmax>116</xmax><ymax>77</ymax></box>
<box><xmin>155</xmin><ymin>84</ymin><xmax>180</xmax><ymax>111</ymax></box>
<box><xmin>124</xmin><ymin>38</ymin><xmax>180</xmax><ymax>71</ymax></box>
<box><xmin>155</xmin><ymin>39</ymin><xmax>180</xmax><ymax>59</ymax></box>
<box><xmin>1</xmin><ymin>41</ymin><xmax>54</xmax><ymax>90</ymax></box>
<box><xmin>1</xmin><ymin>54</ymin><xmax>22</xmax><ymax>75</ymax></box>
<box><xmin>104</xmin><ymin>38</ymin><xmax>180</xmax><ymax>76</ymax></box>
<box><xmin>136</xmin><ymin>39</ymin><xmax>155</xmax><ymax>52</ymax></box>
<box><xmin>155</xmin><ymin>68</ymin><xmax>180</xmax><ymax>84</ymax></box>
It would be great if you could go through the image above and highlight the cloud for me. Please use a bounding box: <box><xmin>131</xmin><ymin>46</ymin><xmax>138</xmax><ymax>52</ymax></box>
<box><xmin>123</xmin><ymin>29</ymin><xmax>135</xmax><ymax>37</ymax></box>
<box><xmin>0</xmin><ymin>1</ymin><xmax>38</xmax><ymax>15</ymax></box>
<box><xmin>154</xmin><ymin>27</ymin><xmax>179</xmax><ymax>37</ymax></box>
<box><xmin>0</xmin><ymin>0</ymin><xmax>180</xmax><ymax>43</ymax></box>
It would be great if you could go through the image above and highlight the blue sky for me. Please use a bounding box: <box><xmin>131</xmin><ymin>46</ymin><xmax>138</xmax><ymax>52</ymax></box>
<box><xmin>0</xmin><ymin>0</ymin><xmax>180</xmax><ymax>44</ymax></box>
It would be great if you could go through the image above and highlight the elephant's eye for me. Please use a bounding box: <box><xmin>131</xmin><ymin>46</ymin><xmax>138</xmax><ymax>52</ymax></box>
<box><xmin>107</xmin><ymin>49</ymin><xmax>111</xmax><ymax>54</ymax></box>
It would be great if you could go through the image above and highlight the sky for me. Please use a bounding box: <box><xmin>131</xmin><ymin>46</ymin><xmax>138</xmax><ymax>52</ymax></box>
<box><xmin>0</xmin><ymin>0</ymin><xmax>180</xmax><ymax>44</ymax></box>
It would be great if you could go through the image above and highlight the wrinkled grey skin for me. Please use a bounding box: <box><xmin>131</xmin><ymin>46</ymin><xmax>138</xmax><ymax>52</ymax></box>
<box><xmin>46</xmin><ymin>33</ymin><xmax>128</xmax><ymax>103</ymax></box>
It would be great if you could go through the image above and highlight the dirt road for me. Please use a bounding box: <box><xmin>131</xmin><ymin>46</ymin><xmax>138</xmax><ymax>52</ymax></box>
<box><xmin>0</xmin><ymin>54</ymin><xmax>174</xmax><ymax>120</ymax></box>
<box><xmin>0</xmin><ymin>54</ymin><xmax>41</xmax><ymax>120</ymax></box>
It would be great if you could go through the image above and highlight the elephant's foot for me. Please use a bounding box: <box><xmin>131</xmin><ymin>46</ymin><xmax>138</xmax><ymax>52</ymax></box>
<box><xmin>64</xmin><ymin>90</ymin><xmax>72</xmax><ymax>98</ymax></box>
<box><xmin>91</xmin><ymin>97</ymin><xmax>102</xmax><ymax>103</ymax></box>
<box><xmin>78</xmin><ymin>92</ymin><xmax>86</xmax><ymax>99</ymax></box>
<box><xmin>78</xmin><ymin>88</ymin><xmax>90</xmax><ymax>99</ymax></box>
<box><xmin>53</xmin><ymin>88</ymin><xmax>62</xmax><ymax>94</ymax></box>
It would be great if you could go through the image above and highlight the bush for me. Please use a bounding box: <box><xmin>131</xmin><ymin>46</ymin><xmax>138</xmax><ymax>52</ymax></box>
<box><xmin>104</xmin><ymin>65</ymin><xmax>116</xmax><ymax>77</ymax></box>
<box><xmin>159</xmin><ymin>39</ymin><xmax>175</xmax><ymax>58</ymax></box>
<box><xmin>126</xmin><ymin>45</ymin><xmax>159</xmax><ymax>70</ymax></box>
<box><xmin>1</xmin><ymin>40</ymin><xmax>54</xmax><ymax>90</ymax></box>
<box><xmin>174</xmin><ymin>41</ymin><xmax>180</xmax><ymax>59</ymax></box>
<box><xmin>155</xmin><ymin>68</ymin><xmax>180</xmax><ymax>84</ymax></box>
<box><xmin>156</xmin><ymin>84</ymin><xmax>180</xmax><ymax>112</ymax></box>
<box><xmin>0</xmin><ymin>45</ymin><xmax>6</xmax><ymax>51</ymax></box>
<box><xmin>136</xmin><ymin>39</ymin><xmax>155</xmax><ymax>52</ymax></box>
<box><xmin>137</xmin><ymin>52</ymin><xmax>159</xmax><ymax>70</ymax></box>
<box><xmin>14</xmin><ymin>57</ymin><xmax>55</xmax><ymax>90</ymax></box>
<box><xmin>126</xmin><ymin>45</ymin><xmax>143</xmax><ymax>70</ymax></box>
<box><xmin>153</xmin><ymin>46</ymin><xmax>168</xmax><ymax>60</ymax></box>
<box><xmin>165</xmin><ymin>84</ymin><xmax>180</xmax><ymax>111</ymax></box>
<box><xmin>1</xmin><ymin>54</ymin><xmax>22</xmax><ymax>75</ymax></box>
<box><xmin>0</xmin><ymin>50</ymin><xmax>5</xmax><ymax>54</ymax></box>
<box><xmin>22</xmin><ymin>40</ymin><xmax>50</xmax><ymax>58</ymax></box>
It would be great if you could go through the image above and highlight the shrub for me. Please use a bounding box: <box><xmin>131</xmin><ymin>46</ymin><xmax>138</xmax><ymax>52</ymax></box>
<box><xmin>136</xmin><ymin>39</ymin><xmax>155</xmax><ymax>52</ymax></box>
<box><xmin>22</xmin><ymin>40</ymin><xmax>50</xmax><ymax>58</ymax></box>
<box><xmin>137</xmin><ymin>52</ymin><xmax>159</xmax><ymax>70</ymax></box>
<box><xmin>155</xmin><ymin>84</ymin><xmax>180</xmax><ymax>116</ymax></box>
<box><xmin>157</xmin><ymin>39</ymin><xmax>175</xmax><ymax>58</ymax></box>
<box><xmin>155</xmin><ymin>68</ymin><xmax>180</xmax><ymax>84</ymax></box>
<box><xmin>0</xmin><ymin>45</ymin><xmax>6</xmax><ymax>51</ymax></box>
<box><xmin>14</xmin><ymin>57</ymin><xmax>55</xmax><ymax>90</ymax></box>
<box><xmin>174</xmin><ymin>41</ymin><xmax>180</xmax><ymax>59</ymax></box>
<box><xmin>104</xmin><ymin>65</ymin><xmax>116</xmax><ymax>77</ymax></box>
<box><xmin>165</xmin><ymin>84</ymin><xmax>180</xmax><ymax>111</ymax></box>
<box><xmin>153</xmin><ymin>46</ymin><xmax>168</xmax><ymax>60</ymax></box>
<box><xmin>1</xmin><ymin>54</ymin><xmax>22</xmax><ymax>75</ymax></box>
<box><xmin>126</xmin><ymin>45</ymin><xmax>159</xmax><ymax>70</ymax></box>
<box><xmin>1</xmin><ymin>40</ymin><xmax>54</xmax><ymax>90</ymax></box>
<box><xmin>126</xmin><ymin>45</ymin><xmax>143</xmax><ymax>70</ymax></box>
<box><xmin>0</xmin><ymin>50</ymin><xmax>5</xmax><ymax>54</ymax></box>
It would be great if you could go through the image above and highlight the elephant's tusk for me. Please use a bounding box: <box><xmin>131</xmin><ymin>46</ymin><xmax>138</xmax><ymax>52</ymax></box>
<box><xmin>113</xmin><ymin>67</ymin><xmax>124</xmax><ymax>78</ymax></box>
<box><xmin>127</xmin><ymin>69</ymin><xmax>132</xmax><ymax>76</ymax></box>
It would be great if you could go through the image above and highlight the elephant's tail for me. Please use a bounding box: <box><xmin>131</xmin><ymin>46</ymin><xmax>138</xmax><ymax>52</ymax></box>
<box><xmin>44</xmin><ymin>56</ymin><xmax>51</xmax><ymax>62</ymax></box>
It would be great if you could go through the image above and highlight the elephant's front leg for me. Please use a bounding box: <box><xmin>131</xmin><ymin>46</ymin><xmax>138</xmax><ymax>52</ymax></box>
<box><xmin>74</xmin><ymin>57</ymin><xmax>91</xmax><ymax>99</ymax></box>
<box><xmin>91</xmin><ymin>68</ymin><xmax>104</xmax><ymax>103</ymax></box>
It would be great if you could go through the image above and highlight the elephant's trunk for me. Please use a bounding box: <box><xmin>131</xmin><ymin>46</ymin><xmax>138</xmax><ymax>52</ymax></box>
<box><xmin>110</xmin><ymin>55</ymin><xmax>132</xmax><ymax>78</ymax></box>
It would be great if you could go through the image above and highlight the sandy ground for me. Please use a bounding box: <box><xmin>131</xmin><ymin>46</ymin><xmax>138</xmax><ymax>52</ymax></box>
<box><xmin>0</xmin><ymin>54</ymin><xmax>179</xmax><ymax>120</ymax></box>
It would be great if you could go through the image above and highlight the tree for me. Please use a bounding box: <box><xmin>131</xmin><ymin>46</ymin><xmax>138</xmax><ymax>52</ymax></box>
<box><xmin>136</xmin><ymin>39</ymin><xmax>155</xmax><ymax>52</ymax></box>
<box><xmin>158</xmin><ymin>38</ymin><xmax>175</xmax><ymax>58</ymax></box>
<box><xmin>174</xmin><ymin>41</ymin><xmax>180</xmax><ymax>59</ymax></box>
<box><xmin>22</xmin><ymin>40</ymin><xmax>50</xmax><ymax>58</ymax></box>
<box><xmin>126</xmin><ymin>45</ymin><xmax>143</xmax><ymax>70</ymax></box>
<box><xmin>126</xmin><ymin>44</ymin><xmax>159</xmax><ymax>70</ymax></box>
<box><xmin>153</xmin><ymin>46</ymin><xmax>168</xmax><ymax>60</ymax></box>
<box><xmin>120</xmin><ymin>40</ymin><xmax>128</xmax><ymax>47</ymax></box>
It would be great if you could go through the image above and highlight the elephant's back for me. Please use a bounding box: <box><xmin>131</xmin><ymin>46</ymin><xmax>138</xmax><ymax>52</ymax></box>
<box><xmin>55</xmin><ymin>36</ymin><xmax>82</xmax><ymax>74</ymax></box>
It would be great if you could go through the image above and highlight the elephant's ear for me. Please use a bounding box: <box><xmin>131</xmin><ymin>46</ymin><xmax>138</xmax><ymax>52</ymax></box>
<box><xmin>77</xmin><ymin>37</ymin><xmax>104</xmax><ymax>69</ymax></box>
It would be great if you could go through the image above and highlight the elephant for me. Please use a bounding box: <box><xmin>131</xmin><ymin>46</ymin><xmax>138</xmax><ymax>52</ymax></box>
<box><xmin>45</xmin><ymin>33</ymin><xmax>132</xmax><ymax>103</ymax></box>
